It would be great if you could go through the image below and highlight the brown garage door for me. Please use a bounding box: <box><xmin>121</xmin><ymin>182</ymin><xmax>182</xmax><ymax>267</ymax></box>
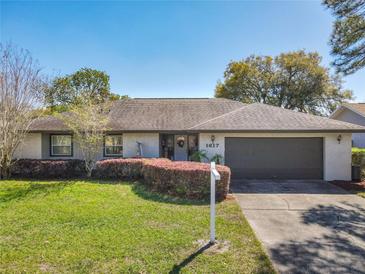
<box><xmin>225</xmin><ymin>137</ymin><xmax>323</xmax><ymax>180</ymax></box>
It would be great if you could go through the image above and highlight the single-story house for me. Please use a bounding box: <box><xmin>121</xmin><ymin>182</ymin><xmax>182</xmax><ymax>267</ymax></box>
<box><xmin>330</xmin><ymin>103</ymin><xmax>365</xmax><ymax>148</ymax></box>
<box><xmin>14</xmin><ymin>98</ymin><xmax>365</xmax><ymax>181</ymax></box>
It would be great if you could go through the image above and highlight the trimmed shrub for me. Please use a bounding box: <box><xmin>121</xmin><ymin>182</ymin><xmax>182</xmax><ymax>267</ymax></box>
<box><xmin>352</xmin><ymin>148</ymin><xmax>365</xmax><ymax>166</ymax></box>
<box><xmin>11</xmin><ymin>159</ymin><xmax>86</xmax><ymax>179</ymax></box>
<box><xmin>93</xmin><ymin>158</ymin><xmax>144</xmax><ymax>180</ymax></box>
<box><xmin>142</xmin><ymin>159</ymin><xmax>231</xmax><ymax>201</ymax></box>
<box><xmin>352</xmin><ymin>148</ymin><xmax>365</xmax><ymax>180</ymax></box>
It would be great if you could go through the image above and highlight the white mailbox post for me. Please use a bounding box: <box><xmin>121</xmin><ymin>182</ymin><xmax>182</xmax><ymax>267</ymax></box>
<box><xmin>210</xmin><ymin>161</ymin><xmax>221</xmax><ymax>244</ymax></box>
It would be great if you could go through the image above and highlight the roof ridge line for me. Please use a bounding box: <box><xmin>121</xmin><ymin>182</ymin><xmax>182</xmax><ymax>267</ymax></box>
<box><xmin>188</xmin><ymin>103</ymin><xmax>248</xmax><ymax>130</ymax></box>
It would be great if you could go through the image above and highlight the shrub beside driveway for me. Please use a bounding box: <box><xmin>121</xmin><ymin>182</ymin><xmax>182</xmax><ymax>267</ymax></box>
<box><xmin>0</xmin><ymin>180</ymin><xmax>274</xmax><ymax>273</ymax></box>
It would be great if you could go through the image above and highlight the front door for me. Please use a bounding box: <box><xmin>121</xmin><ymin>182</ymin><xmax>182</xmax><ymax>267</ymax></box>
<box><xmin>174</xmin><ymin>135</ymin><xmax>188</xmax><ymax>161</ymax></box>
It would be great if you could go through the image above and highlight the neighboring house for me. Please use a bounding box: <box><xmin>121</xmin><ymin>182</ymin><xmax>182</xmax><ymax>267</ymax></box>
<box><xmin>330</xmin><ymin>103</ymin><xmax>365</xmax><ymax>148</ymax></box>
<box><xmin>14</xmin><ymin>98</ymin><xmax>365</xmax><ymax>181</ymax></box>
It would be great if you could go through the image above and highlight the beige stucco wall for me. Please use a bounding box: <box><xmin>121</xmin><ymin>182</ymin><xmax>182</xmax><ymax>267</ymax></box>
<box><xmin>199</xmin><ymin>132</ymin><xmax>352</xmax><ymax>181</ymax></box>
<box><xmin>333</xmin><ymin>109</ymin><xmax>365</xmax><ymax>148</ymax></box>
<box><xmin>123</xmin><ymin>133</ymin><xmax>159</xmax><ymax>158</ymax></box>
<box><xmin>13</xmin><ymin>133</ymin><xmax>42</xmax><ymax>159</ymax></box>
<box><xmin>16</xmin><ymin>132</ymin><xmax>352</xmax><ymax>181</ymax></box>
<box><xmin>323</xmin><ymin>133</ymin><xmax>352</xmax><ymax>181</ymax></box>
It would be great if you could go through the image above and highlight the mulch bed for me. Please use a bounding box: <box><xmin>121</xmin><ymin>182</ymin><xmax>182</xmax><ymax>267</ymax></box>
<box><xmin>330</xmin><ymin>180</ymin><xmax>365</xmax><ymax>192</ymax></box>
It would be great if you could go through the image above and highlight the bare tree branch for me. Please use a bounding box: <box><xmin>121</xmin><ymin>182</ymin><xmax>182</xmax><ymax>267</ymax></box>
<box><xmin>0</xmin><ymin>43</ymin><xmax>45</xmax><ymax>178</ymax></box>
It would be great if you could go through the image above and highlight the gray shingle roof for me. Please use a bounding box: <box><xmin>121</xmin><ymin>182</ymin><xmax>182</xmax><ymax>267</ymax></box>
<box><xmin>29</xmin><ymin>98</ymin><xmax>365</xmax><ymax>132</ymax></box>
<box><xmin>190</xmin><ymin>103</ymin><xmax>365</xmax><ymax>132</ymax></box>
<box><xmin>30</xmin><ymin>98</ymin><xmax>244</xmax><ymax>131</ymax></box>
<box><xmin>30</xmin><ymin>115</ymin><xmax>70</xmax><ymax>131</ymax></box>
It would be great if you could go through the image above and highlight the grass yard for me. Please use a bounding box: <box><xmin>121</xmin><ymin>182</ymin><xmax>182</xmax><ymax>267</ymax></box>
<box><xmin>0</xmin><ymin>180</ymin><xmax>274</xmax><ymax>273</ymax></box>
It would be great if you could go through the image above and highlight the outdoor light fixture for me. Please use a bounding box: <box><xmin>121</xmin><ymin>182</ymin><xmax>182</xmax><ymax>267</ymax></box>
<box><xmin>211</xmin><ymin>135</ymin><xmax>216</xmax><ymax>143</ymax></box>
<box><xmin>337</xmin><ymin>134</ymin><xmax>342</xmax><ymax>144</ymax></box>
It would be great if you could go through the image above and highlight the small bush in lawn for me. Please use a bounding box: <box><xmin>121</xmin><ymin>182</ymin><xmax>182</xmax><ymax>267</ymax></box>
<box><xmin>142</xmin><ymin>159</ymin><xmax>231</xmax><ymax>201</ymax></box>
<box><xmin>11</xmin><ymin>159</ymin><xmax>86</xmax><ymax>179</ymax></box>
<box><xmin>93</xmin><ymin>158</ymin><xmax>144</xmax><ymax>180</ymax></box>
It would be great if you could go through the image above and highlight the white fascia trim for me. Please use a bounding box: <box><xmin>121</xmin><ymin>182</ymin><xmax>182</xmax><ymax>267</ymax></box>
<box><xmin>329</xmin><ymin>106</ymin><xmax>345</xmax><ymax>119</ymax></box>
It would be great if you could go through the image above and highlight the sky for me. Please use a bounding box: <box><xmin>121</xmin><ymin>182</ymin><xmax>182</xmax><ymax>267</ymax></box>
<box><xmin>1</xmin><ymin>0</ymin><xmax>364</xmax><ymax>101</ymax></box>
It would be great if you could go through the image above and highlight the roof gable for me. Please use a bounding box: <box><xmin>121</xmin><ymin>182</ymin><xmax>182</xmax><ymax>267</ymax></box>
<box><xmin>331</xmin><ymin>103</ymin><xmax>365</xmax><ymax>119</ymax></box>
<box><xmin>345</xmin><ymin>103</ymin><xmax>365</xmax><ymax>117</ymax></box>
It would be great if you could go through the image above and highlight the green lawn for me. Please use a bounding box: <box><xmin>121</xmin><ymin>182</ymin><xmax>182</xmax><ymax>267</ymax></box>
<box><xmin>0</xmin><ymin>180</ymin><xmax>274</xmax><ymax>273</ymax></box>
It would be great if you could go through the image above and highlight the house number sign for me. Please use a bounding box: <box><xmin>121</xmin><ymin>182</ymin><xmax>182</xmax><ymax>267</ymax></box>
<box><xmin>206</xmin><ymin>143</ymin><xmax>219</xmax><ymax>148</ymax></box>
<box><xmin>206</xmin><ymin>135</ymin><xmax>219</xmax><ymax>148</ymax></box>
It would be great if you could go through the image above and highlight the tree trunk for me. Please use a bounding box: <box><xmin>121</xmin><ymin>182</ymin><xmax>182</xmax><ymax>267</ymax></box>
<box><xmin>0</xmin><ymin>166</ymin><xmax>10</xmax><ymax>179</ymax></box>
<box><xmin>85</xmin><ymin>161</ymin><xmax>93</xmax><ymax>178</ymax></box>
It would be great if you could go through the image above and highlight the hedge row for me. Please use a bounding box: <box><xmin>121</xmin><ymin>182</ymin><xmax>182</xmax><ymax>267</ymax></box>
<box><xmin>11</xmin><ymin>159</ymin><xmax>86</xmax><ymax>179</ymax></box>
<box><xmin>10</xmin><ymin>158</ymin><xmax>231</xmax><ymax>201</ymax></box>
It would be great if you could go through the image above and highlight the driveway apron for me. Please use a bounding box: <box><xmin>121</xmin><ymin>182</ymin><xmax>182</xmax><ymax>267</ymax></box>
<box><xmin>232</xmin><ymin>180</ymin><xmax>365</xmax><ymax>274</ymax></box>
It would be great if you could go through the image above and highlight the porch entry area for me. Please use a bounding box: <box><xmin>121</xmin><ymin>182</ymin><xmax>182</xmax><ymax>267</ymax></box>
<box><xmin>160</xmin><ymin>134</ymin><xmax>199</xmax><ymax>161</ymax></box>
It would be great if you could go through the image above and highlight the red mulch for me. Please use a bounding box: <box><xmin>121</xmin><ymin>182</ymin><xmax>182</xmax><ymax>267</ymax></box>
<box><xmin>330</xmin><ymin>180</ymin><xmax>365</xmax><ymax>192</ymax></box>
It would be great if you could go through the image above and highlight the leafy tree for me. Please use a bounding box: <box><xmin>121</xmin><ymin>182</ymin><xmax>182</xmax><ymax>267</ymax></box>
<box><xmin>45</xmin><ymin>68</ymin><xmax>126</xmax><ymax>111</ymax></box>
<box><xmin>57</xmin><ymin>98</ymin><xmax>110</xmax><ymax>177</ymax></box>
<box><xmin>215</xmin><ymin>51</ymin><xmax>352</xmax><ymax>116</ymax></box>
<box><xmin>323</xmin><ymin>0</ymin><xmax>365</xmax><ymax>74</ymax></box>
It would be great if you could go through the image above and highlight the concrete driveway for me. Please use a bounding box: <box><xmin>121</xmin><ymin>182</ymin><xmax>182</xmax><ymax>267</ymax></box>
<box><xmin>232</xmin><ymin>180</ymin><xmax>365</xmax><ymax>274</ymax></box>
